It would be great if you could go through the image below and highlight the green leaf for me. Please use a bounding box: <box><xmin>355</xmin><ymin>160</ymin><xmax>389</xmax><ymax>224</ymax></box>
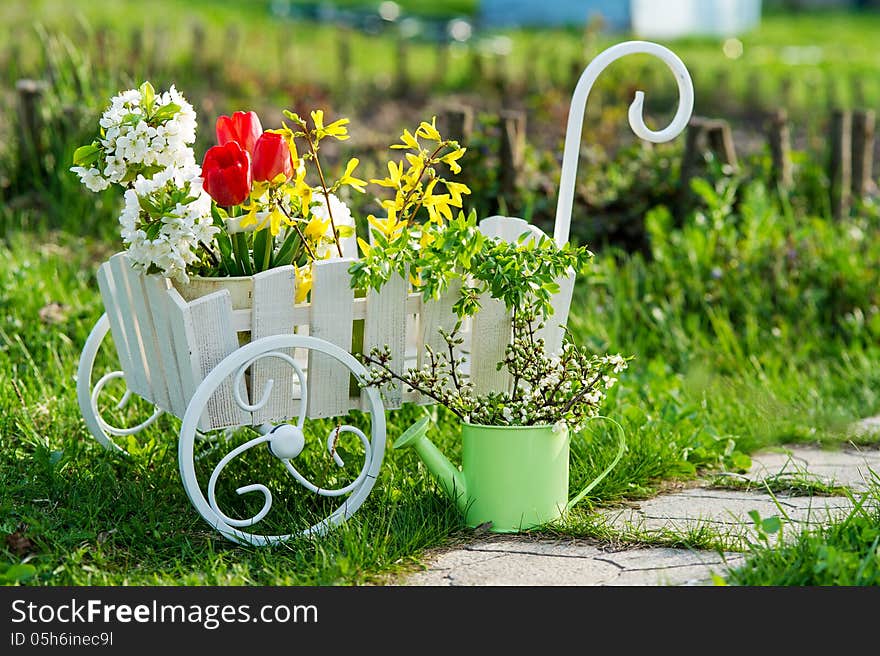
<box><xmin>138</xmin><ymin>194</ymin><xmax>161</xmax><ymax>217</ymax></box>
<box><xmin>761</xmin><ymin>516</ymin><xmax>782</xmax><ymax>534</ymax></box>
<box><xmin>1</xmin><ymin>563</ymin><xmax>36</xmax><ymax>583</ymax></box>
<box><xmin>274</xmin><ymin>229</ymin><xmax>300</xmax><ymax>267</ymax></box>
<box><xmin>144</xmin><ymin>221</ymin><xmax>162</xmax><ymax>240</ymax></box>
<box><xmin>253</xmin><ymin>227</ymin><xmax>272</xmax><ymax>273</ymax></box>
<box><xmin>140</xmin><ymin>81</ymin><xmax>156</xmax><ymax>112</ymax></box>
<box><xmin>233</xmin><ymin>231</ymin><xmax>253</xmax><ymax>275</ymax></box>
<box><xmin>729</xmin><ymin>451</ymin><xmax>752</xmax><ymax>472</ymax></box>
<box><xmin>151</xmin><ymin>102</ymin><xmax>181</xmax><ymax>123</ymax></box>
<box><xmin>72</xmin><ymin>143</ymin><xmax>101</xmax><ymax>166</ymax></box>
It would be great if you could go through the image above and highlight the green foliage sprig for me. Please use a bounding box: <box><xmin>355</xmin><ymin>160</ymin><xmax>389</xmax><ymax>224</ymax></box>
<box><xmin>363</xmin><ymin>315</ymin><xmax>630</xmax><ymax>430</ymax></box>
<box><xmin>352</xmin><ymin>208</ymin><xmax>593</xmax><ymax>320</ymax></box>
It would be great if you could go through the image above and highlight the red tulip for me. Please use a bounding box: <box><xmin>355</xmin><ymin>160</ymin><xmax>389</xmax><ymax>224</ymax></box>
<box><xmin>251</xmin><ymin>132</ymin><xmax>294</xmax><ymax>183</ymax></box>
<box><xmin>216</xmin><ymin>111</ymin><xmax>263</xmax><ymax>157</ymax></box>
<box><xmin>201</xmin><ymin>141</ymin><xmax>251</xmax><ymax>207</ymax></box>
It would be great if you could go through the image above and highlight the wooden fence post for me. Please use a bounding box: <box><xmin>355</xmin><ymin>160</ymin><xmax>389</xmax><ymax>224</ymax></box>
<box><xmin>829</xmin><ymin>109</ymin><xmax>852</xmax><ymax>219</ymax></box>
<box><xmin>442</xmin><ymin>105</ymin><xmax>474</xmax><ymax>146</ymax></box>
<box><xmin>706</xmin><ymin>120</ymin><xmax>738</xmax><ymax>171</ymax></box>
<box><xmin>497</xmin><ymin>109</ymin><xmax>526</xmax><ymax>212</ymax></box>
<box><xmin>677</xmin><ymin>116</ymin><xmax>738</xmax><ymax>216</ymax></box>
<box><xmin>766</xmin><ymin>109</ymin><xmax>793</xmax><ymax>190</ymax></box>
<box><xmin>16</xmin><ymin>79</ymin><xmax>47</xmax><ymax>173</ymax></box>
<box><xmin>393</xmin><ymin>35</ymin><xmax>409</xmax><ymax>97</ymax></box>
<box><xmin>432</xmin><ymin>40</ymin><xmax>449</xmax><ymax>87</ymax></box>
<box><xmin>851</xmin><ymin>109</ymin><xmax>876</xmax><ymax>198</ymax></box>
<box><xmin>337</xmin><ymin>28</ymin><xmax>352</xmax><ymax>91</ymax></box>
<box><xmin>130</xmin><ymin>27</ymin><xmax>143</xmax><ymax>69</ymax></box>
<box><xmin>191</xmin><ymin>21</ymin><xmax>206</xmax><ymax>71</ymax></box>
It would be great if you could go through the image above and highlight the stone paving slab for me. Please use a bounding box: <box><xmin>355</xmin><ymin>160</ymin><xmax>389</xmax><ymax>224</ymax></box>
<box><xmin>396</xmin><ymin>444</ymin><xmax>879</xmax><ymax>586</ymax></box>
<box><xmin>404</xmin><ymin>537</ymin><xmax>745</xmax><ymax>586</ymax></box>
<box><xmin>600</xmin><ymin>488</ymin><xmax>856</xmax><ymax>546</ymax></box>
<box><xmin>747</xmin><ymin>446</ymin><xmax>880</xmax><ymax>490</ymax></box>
<box><xmin>854</xmin><ymin>415</ymin><xmax>880</xmax><ymax>436</ymax></box>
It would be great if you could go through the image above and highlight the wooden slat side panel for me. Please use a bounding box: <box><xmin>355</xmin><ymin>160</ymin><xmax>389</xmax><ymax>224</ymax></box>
<box><xmin>123</xmin><ymin>268</ymin><xmax>174</xmax><ymax>413</ymax></box>
<box><xmin>251</xmin><ymin>266</ymin><xmax>299</xmax><ymax>425</ymax></box>
<box><xmin>128</xmin><ymin>272</ymin><xmax>174</xmax><ymax>414</ymax></box>
<box><xmin>189</xmin><ymin>290</ymin><xmax>250</xmax><ymax>430</ymax></box>
<box><xmin>307</xmin><ymin>259</ymin><xmax>355</xmax><ymax>418</ymax></box>
<box><xmin>536</xmin><ymin>271</ymin><xmax>576</xmax><ymax>356</ymax></box>
<box><xmin>478</xmin><ymin>215</ymin><xmax>544</xmax><ymax>243</ymax></box>
<box><xmin>417</xmin><ymin>279</ymin><xmax>462</xmax><ymax>404</ymax></box>
<box><xmin>163</xmin><ymin>286</ymin><xmax>200</xmax><ymax>410</ymax></box>
<box><xmin>95</xmin><ymin>260</ymin><xmax>137</xmax><ymax>389</ymax></box>
<box><xmin>469</xmin><ymin>294</ymin><xmax>512</xmax><ymax>397</ymax></box>
<box><xmin>105</xmin><ymin>254</ymin><xmax>152</xmax><ymax>400</ymax></box>
<box><xmin>141</xmin><ymin>275</ymin><xmax>189</xmax><ymax>418</ymax></box>
<box><xmin>362</xmin><ymin>270</ymin><xmax>408</xmax><ymax>409</ymax></box>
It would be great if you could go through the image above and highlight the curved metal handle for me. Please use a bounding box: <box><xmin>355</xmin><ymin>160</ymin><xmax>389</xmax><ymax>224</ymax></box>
<box><xmin>567</xmin><ymin>415</ymin><xmax>627</xmax><ymax>511</ymax></box>
<box><xmin>554</xmin><ymin>40</ymin><xmax>695</xmax><ymax>247</ymax></box>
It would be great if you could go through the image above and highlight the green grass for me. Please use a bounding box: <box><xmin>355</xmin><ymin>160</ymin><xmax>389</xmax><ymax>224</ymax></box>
<box><xmin>2</xmin><ymin>185</ymin><xmax>879</xmax><ymax>584</ymax></box>
<box><xmin>722</xmin><ymin>479</ymin><xmax>880</xmax><ymax>585</ymax></box>
<box><xmin>2</xmin><ymin>2</ymin><xmax>880</xmax><ymax>586</ymax></box>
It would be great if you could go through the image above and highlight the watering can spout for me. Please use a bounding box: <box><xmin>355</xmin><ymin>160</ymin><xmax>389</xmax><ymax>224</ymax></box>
<box><xmin>394</xmin><ymin>417</ymin><xmax>467</xmax><ymax>511</ymax></box>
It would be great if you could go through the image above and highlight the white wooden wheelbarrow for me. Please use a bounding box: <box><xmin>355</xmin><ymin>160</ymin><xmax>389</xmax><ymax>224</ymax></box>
<box><xmin>75</xmin><ymin>41</ymin><xmax>694</xmax><ymax>546</ymax></box>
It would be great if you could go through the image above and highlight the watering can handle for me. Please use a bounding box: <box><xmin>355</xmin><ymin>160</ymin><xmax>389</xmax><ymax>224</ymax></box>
<box><xmin>567</xmin><ymin>415</ymin><xmax>627</xmax><ymax>511</ymax></box>
<box><xmin>553</xmin><ymin>40</ymin><xmax>695</xmax><ymax>248</ymax></box>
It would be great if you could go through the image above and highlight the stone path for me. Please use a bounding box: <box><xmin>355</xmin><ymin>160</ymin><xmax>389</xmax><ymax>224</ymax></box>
<box><xmin>396</xmin><ymin>434</ymin><xmax>880</xmax><ymax>586</ymax></box>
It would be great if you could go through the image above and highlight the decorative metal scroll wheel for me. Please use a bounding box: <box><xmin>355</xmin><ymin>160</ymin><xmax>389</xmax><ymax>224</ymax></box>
<box><xmin>268</xmin><ymin>424</ymin><xmax>306</xmax><ymax>460</ymax></box>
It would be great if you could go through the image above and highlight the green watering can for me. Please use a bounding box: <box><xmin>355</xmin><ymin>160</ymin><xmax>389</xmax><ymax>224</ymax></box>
<box><xmin>395</xmin><ymin>416</ymin><xmax>626</xmax><ymax>533</ymax></box>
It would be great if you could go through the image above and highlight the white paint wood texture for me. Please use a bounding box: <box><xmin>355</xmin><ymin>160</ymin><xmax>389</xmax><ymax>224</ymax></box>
<box><xmin>363</xmin><ymin>270</ymin><xmax>408</xmax><ymax>409</ymax></box>
<box><xmin>127</xmin><ymin>271</ymin><xmax>173</xmax><ymax>415</ymax></box>
<box><xmin>536</xmin><ymin>270</ymin><xmax>576</xmax><ymax>355</ymax></box>
<box><xmin>188</xmin><ymin>290</ymin><xmax>249</xmax><ymax>430</ymax></box>
<box><xmin>228</xmin><ymin>293</ymin><xmax>423</xmax><ymax>333</ymax></box>
<box><xmin>341</xmin><ymin>230</ymin><xmax>358</xmax><ymax>259</ymax></box>
<box><xmin>478</xmin><ymin>215</ymin><xmax>544</xmax><ymax>244</ymax></box>
<box><xmin>141</xmin><ymin>275</ymin><xmax>192</xmax><ymax>418</ymax></box>
<box><xmin>469</xmin><ymin>294</ymin><xmax>512</xmax><ymax>396</ymax></box>
<box><xmin>417</xmin><ymin>278</ymin><xmax>462</xmax><ymax>404</ymax></box>
<box><xmin>95</xmin><ymin>258</ymin><xmax>139</xmax><ymax>397</ymax></box>
<box><xmin>162</xmin><ymin>285</ymin><xmax>201</xmax><ymax>415</ymax></box>
<box><xmin>101</xmin><ymin>254</ymin><xmax>152</xmax><ymax>400</ymax></box>
<box><xmin>250</xmin><ymin>266</ymin><xmax>298</xmax><ymax>425</ymax></box>
<box><xmin>307</xmin><ymin>258</ymin><xmax>355</xmax><ymax>418</ymax></box>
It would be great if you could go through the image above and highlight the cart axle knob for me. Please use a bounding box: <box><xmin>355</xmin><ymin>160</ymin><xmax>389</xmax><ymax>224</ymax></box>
<box><xmin>268</xmin><ymin>423</ymin><xmax>305</xmax><ymax>460</ymax></box>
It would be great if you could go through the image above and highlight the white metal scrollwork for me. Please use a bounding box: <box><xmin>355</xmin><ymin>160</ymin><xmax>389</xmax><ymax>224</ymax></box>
<box><xmin>76</xmin><ymin>313</ymin><xmax>163</xmax><ymax>453</ymax></box>
<box><xmin>554</xmin><ymin>40</ymin><xmax>695</xmax><ymax>246</ymax></box>
<box><xmin>202</xmin><ymin>349</ymin><xmax>376</xmax><ymax>529</ymax></box>
<box><xmin>178</xmin><ymin>334</ymin><xmax>386</xmax><ymax>546</ymax></box>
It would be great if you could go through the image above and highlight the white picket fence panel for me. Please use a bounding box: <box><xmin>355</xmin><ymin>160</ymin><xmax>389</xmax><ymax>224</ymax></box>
<box><xmin>95</xmin><ymin>217</ymin><xmax>575</xmax><ymax>431</ymax></box>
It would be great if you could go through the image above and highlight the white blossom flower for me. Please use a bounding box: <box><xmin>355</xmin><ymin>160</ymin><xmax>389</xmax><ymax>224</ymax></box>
<box><xmin>70</xmin><ymin>166</ymin><xmax>110</xmax><ymax>192</ymax></box>
<box><xmin>311</xmin><ymin>193</ymin><xmax>356</xmax><ymax>258</ymax></box>
<box><xmin>73</xmin><ymin>83</ymin><xmax>198</xmax><ymax>191</ymax></box>
<box><xmin>119</xmin><ymin>169</ymin><xmax>218</xmax><ymax>283</ymax></box>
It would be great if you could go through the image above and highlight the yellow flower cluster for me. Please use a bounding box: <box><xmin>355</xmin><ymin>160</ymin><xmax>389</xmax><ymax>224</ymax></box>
<box><xmin>236</xmin><ymin>109</ymin><xmax>368</xmax><ymax>302</ymax></box>
<box><xmin>360</xmin><ymin>118</ymin><xmax>469</xmax><ymax>256</ymax></box>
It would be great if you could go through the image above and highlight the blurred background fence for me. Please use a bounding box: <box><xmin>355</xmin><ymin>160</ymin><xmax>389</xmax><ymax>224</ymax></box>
<box><xmin>2</xmin><ymin>0</ymin><xmax>880</xmax><ymax>250</ymax></box>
